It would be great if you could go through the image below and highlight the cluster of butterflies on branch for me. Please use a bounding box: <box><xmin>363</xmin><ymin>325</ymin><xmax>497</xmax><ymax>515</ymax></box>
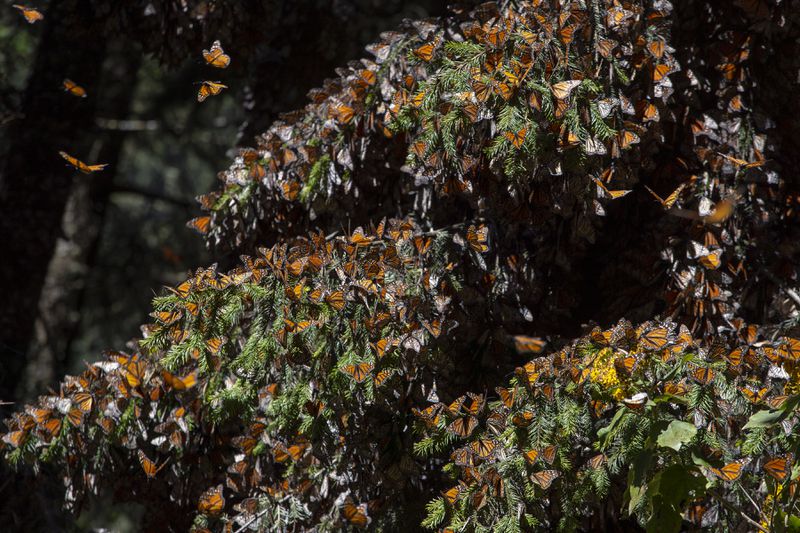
<box><xmin>415</xmin><ymin>318</ymin><xmax>800</xmax><ymax>529</ymax></box>
<box><xmin>12</xmin><ymin>3</ymin><xmax>232</xmax><ymax>175</ymax></box>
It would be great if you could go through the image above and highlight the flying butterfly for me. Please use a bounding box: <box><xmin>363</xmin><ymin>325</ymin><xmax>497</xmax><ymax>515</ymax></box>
<box><xmin>196</xmin><ymin>81</ymin><xmax>227</xmax><ymax>102</ymax></box>
<box><xmin>592</xmin><ymin>177</ymin><xmax>631</xmax><ymax>200</ymax></box>
<box><xmin>161</xmin><ymin>370</ymin><xmax>198</xmax><ymax>391</ymax></box>
<box><xmin>645</xmin><ymin>183</ymin><xmax>687</xmax><ymax>209</ymax></box>
<box><xmin>739</xmin><ymin>386</ymin><xmax>768</xmax><ymax>404</ymax></box>
<box><xmin>138</xmin><ymin>450</ymin><xmax>168</xmax><ymax>479</ymax></box>
<box><xmin>186</xmin><ymin>216</ymin><xmax>211</xmax><ymax>235</ymax></box>
<box><xmin>202</xmin><ymin>40</ymin><xmax>230</xmax><ymax>68</ymax></box>
<box><xmin>59</xmin><ymin>151</ymin><xmax>108</xmax><ymax>173</ymax></box>
<box><xmin>513</xmin><ymin>335</ymin><xmax>546</xmax><ymax>355</ymax></box>
<box><xmin>13</xmin><ymin>4</ymin><xmax>43</xmax><ymax>23</ymax></box>
<box><xmin>62</xmin><ymin>79</ymin><xmax>87</xmax><ymax>98</ymax></box>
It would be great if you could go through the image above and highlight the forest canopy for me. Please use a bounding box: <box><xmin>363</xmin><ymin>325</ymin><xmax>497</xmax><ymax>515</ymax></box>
<box><xmin>2</xmin><ymin>0</ymin><xmax>800</xmax><ymax>532</ymax></box>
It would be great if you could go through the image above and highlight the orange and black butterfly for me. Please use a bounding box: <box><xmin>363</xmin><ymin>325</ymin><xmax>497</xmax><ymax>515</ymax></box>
<box><xmin>186</xmin><ymin>216</ymin><xmax>211</xmax><ymax>234</ymax></box>
<box><xmin>202</xmin><ymin>40</ymin><xmax>230</xmax><ymax>68</ymax></box>
<box><xmin>13</xmin><ymin>4</ymin><xmax>43</xmax><ymax>23</ymax></box>
<box><xmin>59</xmin><ymin>151</ymin><xmax>108</xmax><ymax>173</ymax></box>
<box><xmin>512</xmin><ymin>335</ymin><xmax>546</xmax><ymax>355</ymax></box>
<box><xmin>692</xmin><ymin>366</ymin><xmax>715</xmax><ymax>385</ymax></box>
<box><xmin>645</xmin><ymin>183</ymin><xmax>687</xmax><ymax>209</ymax></box>
<box><xmin>739</xmin><ymin>385</ymin><xmax>768</xmax><ymax>404</ymax></box>
<box><xmin>342</xmin><ymin>362</ymin><xmax>373</xmax><ymax>383</ymax></box>
<box><xmin>342</xmin><ymin>498</ymin><xmax>369</xmax><ymax>528</ymax></box>
<box><xmin>412</xmin><ymin>40</ymin><xmax>437</xmax><ymax>62</ymax></box>
<box><xmin>469</xmin><ymin>438</ymin><xmax>496</xmax><ymax>459</ymax></box>
<box><xmin>504</xmin><ymin>128</ymin><xmax>527</xmax><ymax>148</ymax></box>
<box><xmin>447</xmin><ymin>415</ymin><xmax>478</xmax><ymax>438</ymax></box>
<box><xmin>138</xmin><ymin>450</ymin><xmax>168</xmax><ymax>479</ymax></box>
<box><xmin>196</xmin><ymin>81</ymin><xmax>227</xmax><ymax>102</ymax></box>
<box><xmin>709</xmin><ymin>461</ymin><xmax>746</xmax><ymax>482</ymax></box>
<box><xmin>531</xmin><ymin>469</ymin><xmax>560</xmax><ymax>489</ymax></box>
<box><xmin>466</xmin><ymin>224</ymin><xmax>489</xmax><ymax>253</ymax></box>
<box><xmin>62</xmin><ymin>79</ymin><xmax>87</xmax><ymax>98</ymax></box>
<box><xmin>161</xmin><ymin>370</ymin><xmax>198</xmax><ymax>391</ymax></box>
<box><xmin>197</xmin><ymin>484</ymin><xmax>225</xmax><ymax>516</ymax></box>
<box><xmin>764</xmin><ymin>454</ymin><xmax>793</xmax><ymax>482</ymax></box>
<box><xmin>639</xmin><ymin>326</ymin><xmax>670</xmax><ymax>350</ymax></box>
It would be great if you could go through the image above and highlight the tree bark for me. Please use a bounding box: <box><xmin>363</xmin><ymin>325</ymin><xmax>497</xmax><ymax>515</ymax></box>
<box><xmin>20</xmin><ymin>43</ymin><xmax>143</xmax><ymax>399</ymax></box>
<box><xmin>0</xmin><ymin>0</ymin><xmax>108</xmax><ymax>404</ymax></box>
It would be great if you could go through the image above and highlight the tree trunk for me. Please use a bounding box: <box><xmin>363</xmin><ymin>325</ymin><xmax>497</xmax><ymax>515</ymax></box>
<box><xmin>20</xmin><ymin>42</ymin><xmax>143</xmax><ymax>399</ymax></box>
<box><xmin>0</xmin><ymin>0</ymin><xmax>107</xmax><ymax>404</ymax></box>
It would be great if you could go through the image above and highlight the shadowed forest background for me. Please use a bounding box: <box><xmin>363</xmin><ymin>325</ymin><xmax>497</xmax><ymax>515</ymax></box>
<box><xmin>0</xmin><ymin>1</ymin><xmax>444</xmax><ymax>529</ymax></box>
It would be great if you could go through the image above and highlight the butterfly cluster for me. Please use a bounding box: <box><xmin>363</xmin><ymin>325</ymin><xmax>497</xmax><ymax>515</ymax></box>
<box><xmin>415</xmin><ymin>319</ymin><xmax>800</xmax><ymax>531</ymax></box>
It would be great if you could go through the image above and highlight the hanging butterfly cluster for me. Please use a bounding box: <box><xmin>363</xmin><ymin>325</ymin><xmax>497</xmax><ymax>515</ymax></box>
<box><xmin>414</xmin><ymin>319</ymin><xmax>800</xmax><ymax>531</ymax></box>
<box><xmin>4</xmin><ymin>0</ymin><xmax>800</xmax><ymax>531</ymax></box>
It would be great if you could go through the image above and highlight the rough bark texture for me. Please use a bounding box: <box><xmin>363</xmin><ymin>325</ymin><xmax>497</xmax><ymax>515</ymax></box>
<box><xmin>21</xmin><ymin>45</ymin><xmax>143</xmax><ymax>399</ymax></box>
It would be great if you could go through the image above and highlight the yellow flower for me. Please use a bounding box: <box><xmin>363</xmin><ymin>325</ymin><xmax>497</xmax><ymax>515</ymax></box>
<box><xmin>586</xmin><ymin>348</ymin><xmax>625</xmax><ymax>400</ymax></box>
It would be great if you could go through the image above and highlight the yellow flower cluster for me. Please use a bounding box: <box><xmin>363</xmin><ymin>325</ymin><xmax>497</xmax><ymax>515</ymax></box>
<box><xmin>785</xmin><ymin>360</ymin><xmax>800</xmax><ymax>395</ymax></box>
<box><xmin>586</xmin><ymin>348</ymin><xmax>625</xmax><ymax>400</ymax></box>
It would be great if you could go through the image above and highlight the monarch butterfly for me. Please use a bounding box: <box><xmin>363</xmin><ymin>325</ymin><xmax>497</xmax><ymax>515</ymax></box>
<box><xmin>469</xmin><ymin>438</ymin><xmax>496</xmax><ymax>459</ymax></box>
<box><xmin>588</xmin><ymin>454</ymin><xmax>607</xmax><ymax>469</ymax></box>
<box><xmin>373</xmin><ymin>369</ymin><xmax>393</xmax><ymax>387</ymax></box>
<box><xmin>692</xmin><ymin>366</ymin><xmax>715</xmax><ymax>385</ymax></box>
<box><xmin>596</xmin><ymin>38</ymin><xmax>617</xmax><ymax>59</ymax></box>
<box><xmin>709</xmin><ymin>461</ymin><xmax>745</xmax><ymax>482</ymax></box>
<box><xmin>472</xmin><ymin>79</ymin><xmax>493</xmax><ymax>102</ymax></box>
<box><xmin>512</xmin><ymin>335</ymin><xmax>546</xmax><ymax>355</ymax></box>
<box><xmin>494</xmin><ymin>82</ymin><xmax>513</xmax><ymax>101</ymax></box>
<box><xmin>443</xmin><ymin>485</ymin><xmax>464</xmax><ymax>505</ymax></box>
<box><xmin>413</xmin><ymin>235</ymin><xmax>433</xmax><ymax>256</ymax></box>
<box><xmin>197</xmin><ymin>484</ymin><xmax>225</xmax><ymax>516</ymax></box>
<box><xmin>186</xmin><ymin>216</ymin><xmax>211</xmax><ymax>234</ymax></box>
<box><xmin>342</xmin><ymin>498</ymin><xmax>369</xmax><ymax>528</ymax></box>
<box><xmin>466</xmin><ymin>224</ymin><xmax>489</xmax><ymax>253</ymax></box>
<box><xmin>62</xmin><ymin>79</ymin><xmax>87</xmax><ymax>98</ymax></box>
<box><xmin>123</xmin><ymin>359</ymin><xmax>146</xmax><ymax>388</ymax></box>
<box><xmin>614</xmin><ymin>356</ymin><xmax>638</xmax><ymax>376</ymax></box>
<box><xmin>779</xmin><ymin>338</ymin><xmax>800</xmax><ymax>361</ymax></box>
<box><xmin>764</xmin><ymin>454</ymin><xmax>793</xmax><ymax>482</ymax></box>
<box><xmin>622</xmin><ymin>392</ymin><xmax>648</xmax><ymax>410</ymax></box>
<box><xmin>645</xmin><ymin>183</ymin><xmax>687</xmax><ymax>209</ymax></box>
<box><xmin>412</xmin><ymin>41</ymin><xmax>436</xmax><ymax>62</ymax></box>
<box><xmin>323</xmin><ymin>290</ymin><xmax>346</xmax><ymax>310</ymax></box>
<box><xmin>664</xmin><ymin>381</ymin><xmax>688</xmax><ymax>396</ymax></box>
<box><xmin>592</xmin><ymin>177</ymin><xmax>631</xmax><ymax>200</ymax></box>
<box><xmin>161</xmin><ymin>370</ymin><xmax>197</xmax><ymax>391</ymax></box>
<box><xmin>699</xmin><ymin>252</ymin><xmax>721</xmax><ymax>270</ymax></box>
<box><xmin>512</xmin><ymin>411</ymin><xmax>534</xmax><ymax>427</ymax></box>
<box><xmin>202</xmin><ymin>40</ymin><xmax>230</xmax><ymax>68</ymax></box>
<box><xmin>342</xmin><ymin>362</ymin><xmax>373</xmax><ymax>383</ymax></box>
<box><xmin>652</xmin><ymin>63</ymin><xmax>671</xmax><ymax>82</ymax></box>
<box><xmin>59</xmin><ymin>151</ymin><xmax>108</xmax><ymax>173</ymax></box>
<box><xmin>39</xmin><ymin>416</ymin><xmax>62</xmax><ymax>439</ymax></box>
<box><xmin>551</xmin><ymin>80</ymin><xmax>581</xmax><ymax>100</ymax></box>
<box><xmin>617</xmin><ymin>129</ymin><xmax>640</xmax><ymax>149</ymax></box>
<box><xmin>648</xmin><ymin>39</ymin><xmax>666</xmax><ymax>59</ymax></box>
<box><xmin>447</xmin><ymin>416</ymin><xmax>478</xmax><ymax>438</ymax></box>
<box><xmin>504</xmin><ymin>128</ymin><xmax>527</xmax><ymax>148</ymax></box>
<box><xmin>13</xmin><ymin>4</ymin><xmax>43</xmax><ymax>23</ymax></box>
<box><xmin>496</xmin><ymin>386</ymin><xmax>517</xmax><ymax>408</ymax></box>
<box><xmin>73</xmin><ymin>391</ymin><xmax>93</xmax><ymax>412</ymax></box>
<box><xmin>138</xmin><ymin>450</ymin><xmax>167</xmax><ymax>479</ymax></box>
<box><xmin>739</xmin><ymin>386</ymin><xmax>768</xmax><ymax>404</ymax></box>
<box><xmin>485</xmin><ymin>27</ymin><xmax>507</xmax><ymax>48</ymax></box>
<box><xmin>531</xmin><ymin>469</ymin><xmax>560</xmax><ymax>489</ymax></box>
<box><xmin>196</xmin><ymin>81</ymin><xmax>227</xmax><ymax>102</ymax></box>
<box><xmin>639</xmin><ymin>327</ymin><xmax>670</xmax><ymax>350</ymax></box>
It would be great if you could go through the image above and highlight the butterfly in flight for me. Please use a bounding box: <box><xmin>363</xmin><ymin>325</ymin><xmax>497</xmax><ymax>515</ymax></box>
<box><xmin>197</xmin><ymin>81</ymin><xmax>227</xmax><ymax>102</ymax></box>
<box><xmin>59</xmin><ymin>151</ymin><xmax>107</xmax><ymax>173</ymax></box>
<box><xmin>202</xmin><ymin>40</ymin><xmax>230</xmax><ymax>68</ymax></box>
<box><xmin>13</xmin><ymin>4</ymin><xmax>43</xmax><ymax>23</ymax></box>
<box><xmin>62</xmin><ymin>79</ymin><xmax>87</xmax><ymax>98</ymax></box>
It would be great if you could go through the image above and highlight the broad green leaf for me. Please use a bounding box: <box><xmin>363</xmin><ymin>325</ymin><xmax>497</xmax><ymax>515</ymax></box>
<box><xmin>657</xmin><ymin>420</ymin><xmax>697</xmax><ymax>451</ymax></box>
<box><xmin>743</xmin><ymin>408</ymin><xmax>786</xmax><ymax>429</ymax></box>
